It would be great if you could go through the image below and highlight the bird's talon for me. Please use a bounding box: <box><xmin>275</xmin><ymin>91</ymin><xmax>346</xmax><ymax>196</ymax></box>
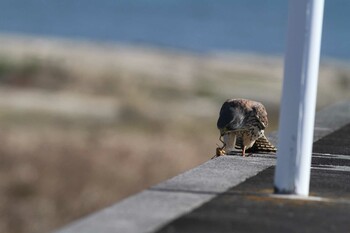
<box><xmin>216</xmin><ymin>147</ymin><xmax>226</xmax><ymax>156</ymax></box>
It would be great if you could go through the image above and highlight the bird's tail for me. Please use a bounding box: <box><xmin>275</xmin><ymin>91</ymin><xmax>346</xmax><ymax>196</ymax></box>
<box><xmin>235</xmin><ymin>134</ymin><xmax>277</xmax><ymax>153</ymax></box>
<box><xmin>252</xmin><ymin>134</ymin><xmax>277</xmax><ymax>152</ymax></box>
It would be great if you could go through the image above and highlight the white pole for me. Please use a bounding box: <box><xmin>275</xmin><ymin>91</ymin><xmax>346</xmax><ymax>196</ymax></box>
<box><xmin>274</xmin><ymin>0</ymin><xmax>324</xmax><ymax>196</ymax></box>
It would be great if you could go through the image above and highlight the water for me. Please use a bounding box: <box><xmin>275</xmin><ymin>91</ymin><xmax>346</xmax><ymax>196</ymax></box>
<box><xmin>0</xmin><ymin>0</ymin><xmax>349</xmax><ymax>59</ymax></box>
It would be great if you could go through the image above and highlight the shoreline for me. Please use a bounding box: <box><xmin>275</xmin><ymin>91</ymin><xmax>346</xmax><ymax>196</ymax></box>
<box><xmin>1</xmin><ymin>33</ymin><xmax>350</xmax><ymax>128</ymax></box>
<box><xmin>2</xmin><ymin>32</ymin><xmax>350</xmax><ymax>64</ymax></box>
<box><xmin>1</xmin><ymin>33</ymin><xmax>349</xmax><ymax>113</ymax></box>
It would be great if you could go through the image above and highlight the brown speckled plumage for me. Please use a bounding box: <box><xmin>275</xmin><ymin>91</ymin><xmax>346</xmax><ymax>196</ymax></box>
<box><xmin>217</xmin><ymin>98</ymin><xmax>276</xmax><ymax>156</ymax></box>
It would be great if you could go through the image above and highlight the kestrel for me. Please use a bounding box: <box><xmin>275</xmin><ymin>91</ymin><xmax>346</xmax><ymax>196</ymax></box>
<box><xmin>216</xmin><ymin>98</ymin><xmax>276</xmax><ymax>157</ymax></box>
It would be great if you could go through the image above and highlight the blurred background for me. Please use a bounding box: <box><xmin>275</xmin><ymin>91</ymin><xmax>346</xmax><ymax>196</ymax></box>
<box><xmin>0</xmin><ymin>1</ymin><xmax>350</xmax><ymax>233</ymax></box>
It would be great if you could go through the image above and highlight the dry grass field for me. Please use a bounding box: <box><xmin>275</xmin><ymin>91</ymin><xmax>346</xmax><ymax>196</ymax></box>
<box><xmin>0</xmin><ymin>35</ymin><xmax>350</xmax><ymax>233</ymax></box>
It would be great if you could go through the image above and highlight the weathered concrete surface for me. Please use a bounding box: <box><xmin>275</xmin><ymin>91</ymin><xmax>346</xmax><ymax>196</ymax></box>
<box><xmin>313</xmin><ymin>122</ymin><xmax>350</xmax><ymax>155</ymax></box>
<box><xmin>157</xmin><ymin>167</ymin><xmax>350</xmax><ymax>233</ymax></box>
<box><xmin>157</xmin><ymin>123</ymin><xmax>350</xmax><ymax>233</ymax></box>
<box><xmin>55</xmin><ymin>190</ymin><xmax>213</xmax><ymax>233</ymax></box>
<box><xmin>152</xmin><ymin>156</ymin><xmax>275</xmax><ymax>193</ymax></box>
<box><xmin>313</xmin><ymin>101</ymin><xmax>350</xmax><ymax>141</ymax></box>
<box><xmin>55</xmin><ymin>155</ymin><xmax>275</xmax><ymax>233</ymax></box>
<box><xmin>54</xmin><ymin>101</ymin><xmax>350</xmax><ymax>233</ymax></box>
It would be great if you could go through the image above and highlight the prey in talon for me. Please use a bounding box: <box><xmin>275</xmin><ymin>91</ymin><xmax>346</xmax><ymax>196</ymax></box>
<box><xmin>211</xmin><ymin>136</ymin><xmax>226</xmax><ymax>159</ymax></box>
<box><xmin>216</xmin><ymin>98</ymin><xmax>276</xmax><ymax>157</ymax></box>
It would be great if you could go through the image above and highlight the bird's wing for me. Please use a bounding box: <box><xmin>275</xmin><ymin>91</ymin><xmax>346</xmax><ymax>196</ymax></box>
<box><xmin>252</xmin><ymin>102</ymin><xmax>268</xmax><ymax>130</ymax></box>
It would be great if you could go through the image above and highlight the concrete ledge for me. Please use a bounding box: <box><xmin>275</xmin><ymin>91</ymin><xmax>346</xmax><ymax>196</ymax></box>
<box><xmin>56</xmin><ymin>190</ymin><xmax>213</xmax><ymax>233</ymax></box>
<box><xmin>313</xmin><ymin>101</ymin><xmax>350</xmax><ymax>141</ymax></box>
<box><xmin>151</xmin><ymin>156</ymin><xmax>275</xmax><ymax>193</ymax></box>
<box><xmin>54</xmin><ymin>100</ymin><xmax>350</xmax><ymax>233</ymax></box>
<box><xmin>56</xmin><ymin>156</ymin><xmax>275</xmax><ymax>233</ymax></box>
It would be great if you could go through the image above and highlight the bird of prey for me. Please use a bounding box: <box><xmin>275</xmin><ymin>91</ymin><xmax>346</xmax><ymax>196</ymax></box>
<box><xmin>216</xmin><ymin>98</ymin><xmax>276</xmax><ymax>157</ymax></box>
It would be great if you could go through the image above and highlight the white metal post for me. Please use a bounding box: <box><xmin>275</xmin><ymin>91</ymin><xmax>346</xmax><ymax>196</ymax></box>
<box><xmin>274</xmin><ymin>0</ymin><xmax>324</xmax><ymax>196</ymax></box>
